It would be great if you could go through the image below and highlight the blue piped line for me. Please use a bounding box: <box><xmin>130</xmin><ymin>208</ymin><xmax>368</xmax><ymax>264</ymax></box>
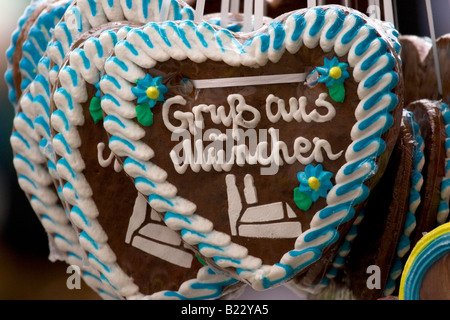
<box><xmin>104</xmin><ymin>115</ymin><xmax>126</xmax><ymax>128</ymax></box>
<box><xmin>14</xmin><ymin>154</ymin><xmax>35</xmax><ymax>171</ymax></box>
<box><xmin>58</xmin><ymin>158</ymin><xmax>76</xmax><ymax>180</ymax></box>
<box><xmin>102</xmin><ymin>94</ymin><xmax>121</xmax><ymax>106</ymax></box>
<box><xmin>54</xmin><ymin>133</ymin><xmax>72</xmax><ymax>156</ymax></box>
<box><xmin>109</xmin><ymin>136</ymin><xmax>136</xmax><ymax>151</ymax></box>
<box><xmin>54</xmin><ymin>233</ymin><xmax>74</xmax><ymax>246</ymax></box>
<box><xmin>71</xmin><ymin>206</ymin><xmax>90</xmax><ymax>227</ymax></box>
<box><xmin>135</xmin><ymin>176</ymin><xmax>156</xmax><ymax>188</ymax></box>
<box><xmin>52</xmin><ymin>109</ymin><xmax>70</xmax><ymax>132</ymax></box>
<box><xmin>148</xmin><ymin>193</ymin><xmax>174</xmax><ymax>206</ymax></box>
<box><xmin>102</xmin><ymin>75</ymin><xmax>122</xmax><ymax>89</ymax></box>
<box><xmin>11</xmin><ymin>132</ymin><xmax>30</xmax><ymax>149</ymax></box>
<box><xmin>18</xmin><ymin>175</ymin><xmax>37</xmax><ymax>189</ymax></box>
<box><xmin>123</xmin><ymin>157</ymin><xmax>146</xmax><ymax>171</ymax></box>
<box><xmin>165</xmin><ymin>211</ymin><xmax>191</xmax><ymax>225</ymax></box>
<box><xmin>88</xmin><ymin>253</ymin><xmax>111</xmax><ymax>273</ymax></box>
<box><xmin>80</xmin><ymin>231</ymin><xmax>99</xmax><ymax>250</ymax></box>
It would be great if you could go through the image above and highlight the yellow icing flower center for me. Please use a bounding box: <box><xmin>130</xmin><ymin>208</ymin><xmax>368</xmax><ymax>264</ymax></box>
<box><xmin>308</xmin><ymin>177</ymin><xmax>321</xmax><ymax>191</ymax></box>
<box><xmin>146</xmin><ymin>86</ymin><xmax>160</xmax><ymax>100</ymax></box>
<box><xmin>329</xmin><ymin>66</ymin><xmax>342</xmax><ymax>79</ymax></box>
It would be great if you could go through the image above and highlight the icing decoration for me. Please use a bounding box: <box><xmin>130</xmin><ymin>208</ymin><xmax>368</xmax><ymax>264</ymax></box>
<box><xmin>89</xmin><ymin>82</ymin><xmax>103</xmax><ymax>123</ymax></box>
<box><xmin>295</xmin><ymin>164</ymin><xmax>333</xmax><ymax>211</ymax></box>
<box><xmin>132</xmin><ymin>75</ymin><xmax>168</xmax><ymax>107</ymax></box>
<box><xmin>100</xmin><ymin>6</ymin><xmax>402</xmax><ymax>290</ymax></box>
<box><xmin>132</xmin><ymin>75</ymin><xmax>168</xmax><ymax>126</ymax></box>
<box><xmin>437</xmin><ymin>103</ymin><xmax>450</xmax><ymax>225</ymax></box>
<box><xmin>315</xmin><ymin>56</ymin><xmax>349</xmax><ymax>103</ymax></box>
<box><xmin>399</xmin><ymin>222</ymin><xmax>450</xmax><ymax>300</ymax></box>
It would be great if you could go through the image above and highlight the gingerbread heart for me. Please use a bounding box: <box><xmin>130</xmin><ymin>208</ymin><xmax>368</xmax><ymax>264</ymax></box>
<box><xmin>405</xmin><ymin>100</ymin><xmax>450</xmax><ymax>244</ymax></box>
<box><xmin>100</xmin><ymin>6</ymin><xmax>403</xmax><ymax>290</ymax></box>
<box><xmin>51</xmin><ymin>20</ymin><xmax>244</xmax><ymax>299</ymax></box>
<box><xmin>400</xmin><ymin>34</ymin><xmax>450</xmax><ymax>106</ymax></box>
<box><xmin>6</xmin><ymin>0</ymin><xmax>124</xmax><ymax>299</ymax></box>
<box><xmin>11</xmin><ymin>81</ymin><xmax>124</xmax><ymax>299</ymax></box>
<box><xmin>336</xmin><ymin>110</ymin><xmax>422</xmax><ymax>300</ymax></box>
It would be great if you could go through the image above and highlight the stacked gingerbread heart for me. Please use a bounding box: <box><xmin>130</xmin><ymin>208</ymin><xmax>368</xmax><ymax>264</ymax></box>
<box><xmin>5</xmin><ymin>0</ymin><xmax>449</xmax><ymax>300</ymax></box>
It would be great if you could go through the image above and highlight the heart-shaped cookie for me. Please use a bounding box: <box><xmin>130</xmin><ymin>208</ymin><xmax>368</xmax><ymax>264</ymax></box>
<box><xmin>335</xmin><ymin>110</ymin><xmax>420</xmax><ymax>300</ymax></box>
<box><xmin>406</xmin><ymin>100</ymin><xmax>450</xmax><ymax>245</ymax></box>
<box><xmin>100</xmin><ymin>5</ymin><xmax>403</xmax><ymax>290</ymax></box>
<box><xmin>5</xmin><ymin>0</ymin><xmax>71</xmax><ymax>107</ymax></box>
<box><xmin>400</xmin><ymin>34</ymin><xmax>450</xmax><ymax>106</ymax></box>
<box><xmin>6</xmin><ymin>0</ymin><xmax>124</xmax><ymax>299</ymax></box>
<box><xmin>50</xmin><ymin>20</ymin><xmax>244</xmax><ymax>299</ymax></box>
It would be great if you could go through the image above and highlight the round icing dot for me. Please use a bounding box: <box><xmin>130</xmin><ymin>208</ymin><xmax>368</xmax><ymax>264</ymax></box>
<box><xmin>329</xmin><ymin>66</ymin><xmax>342</xmax><ymax>79</ymax></box>
<box><xmin>146</xmin><ymin>86</ymin><xmax>160</xmax><ymax>100</ymax></box>
<box><xmin>308</xmin><ymin>177</ymin><xmax>321</xmax><ymax>191</ymax></box>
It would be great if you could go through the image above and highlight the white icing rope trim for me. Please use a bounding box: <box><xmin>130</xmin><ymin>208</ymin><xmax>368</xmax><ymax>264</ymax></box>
<box><xmin>425</xmin><ymin>0</ymin><xmax>443</xmax><ymax>96</ymax></box>
<box><xmin>191</xmin><ymin>73</ymin><xmax>307</xmax><ymax>89</ymax></box>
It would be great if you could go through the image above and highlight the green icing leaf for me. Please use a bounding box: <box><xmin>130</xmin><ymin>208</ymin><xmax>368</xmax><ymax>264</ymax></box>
<box><xmin>329</xmin><ymin>83</ymin><xmax>345</xmax><ymax>103</ymax></box>
<box><xmin>294</xmin><ymin>188</ymin><xmax>312</xmax><ymax>211</ymax></box>
<box><xmin>136</xmin><ymin>103</ymin><xmax>153</xmax><ymax>127</ymax></box>
<box><xmin>89</xmin><ymin>97</ymin><xmax>103</xmax><ymax>124</ymax></box>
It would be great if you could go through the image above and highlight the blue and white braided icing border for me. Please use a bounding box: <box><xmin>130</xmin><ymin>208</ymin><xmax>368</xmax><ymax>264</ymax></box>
<box><xmin>10</xmin><ymin>65</ymin><xmax>123</xmax><ymax>301</ymax></box>
<box><xmin>99</xmin><ymin>6</ymin><xmax>402</xmax><ymax>290</ymax></box>
<box><xmin>383</xmin><ymin>110</ymin><xmax>425</xmax><ymax>297</ymax></box>
<box><xmin>437</xmin><ymin>102</ymin><xmax>450</xmax><ymax>225</ymax></box>
<box><xmin>5</xmin><ymin>0</ymin><xmax>44</xmax><ymax>106</ymax></box>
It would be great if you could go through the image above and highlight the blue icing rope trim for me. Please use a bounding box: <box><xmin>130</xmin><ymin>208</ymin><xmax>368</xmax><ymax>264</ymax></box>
<box><xmin>325</xmin><ymin>9</ymin><xmax>345</xmax><ymax>40</ymax></box>
<box><xmin>289</xmin><ymin>14</ymin><xmax>306</xmax><ymax>42</ymax></box>
<box><xmin>270</xmin><ymin>21</ymin><xmax>285</xmax><ymax>51</ymax></box>
<box><xmin>309</xmin><ymin>8</ymin><xmax>325</xmax><ymax>37</ymax></box>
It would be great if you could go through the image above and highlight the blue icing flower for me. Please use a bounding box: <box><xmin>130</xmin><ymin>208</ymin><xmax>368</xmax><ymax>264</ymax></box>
<box><xmin>316</xmin><ymin>56</ymin><xmax>350</xmax><ymax>87</ymax></box>
<box><xmin>131</xmin><ymin>74</ymin><xmax>168</xmax><ymax>108</ymax></box>
<box><xmin>297</xmin><ymin>164</ymin><xmax>333</xmax><ymax>202</ymax></box>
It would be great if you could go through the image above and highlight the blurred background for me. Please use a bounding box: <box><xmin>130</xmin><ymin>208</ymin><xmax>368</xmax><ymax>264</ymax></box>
<box><xmin>0</xmin><ymin>0</ymin><xmax>449</xmax><ymax>300</ymax></box>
